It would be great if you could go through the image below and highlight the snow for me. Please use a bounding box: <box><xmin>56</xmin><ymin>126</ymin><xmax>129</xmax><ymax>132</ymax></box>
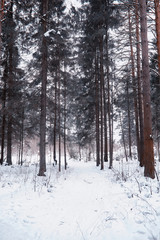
<box><xmin>65</xmin><ymin>0</ymin><xmax>81</xmax><ymax>10</ymax></box>
<box><xmin>0</xmin><ymin>159</ymin><xmax>160</xmax><ymax>240</ymax></box>
<box><xmin>44</xmin><ymin>29</ymin><xmax>56</xmax><ymax>37</ymax></box>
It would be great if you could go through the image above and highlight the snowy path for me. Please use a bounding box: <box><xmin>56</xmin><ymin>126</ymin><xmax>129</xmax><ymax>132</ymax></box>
<box><xmin>0</xmin><ymin>160</ymin><xmax>160</xmax><ymax>240</ymax></box>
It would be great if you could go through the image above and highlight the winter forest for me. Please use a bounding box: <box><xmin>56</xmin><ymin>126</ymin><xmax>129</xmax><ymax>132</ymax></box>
<box><xmin>0</xmin><ymin>0</ymin><xmax>160</xmax><ymax>239</ymax></box>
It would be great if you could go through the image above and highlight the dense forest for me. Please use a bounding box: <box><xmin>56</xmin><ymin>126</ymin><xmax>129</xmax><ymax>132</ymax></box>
<box><xmin>0</xmin><ymin>0</ymin><xmax>160</xmax><ymax>179</ymax></box>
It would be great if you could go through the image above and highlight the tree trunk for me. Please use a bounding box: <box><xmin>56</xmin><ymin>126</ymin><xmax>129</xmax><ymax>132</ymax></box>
<box><xmin>99</xmin><ymin>37</ymin><xmax>104</xmax><ymax>170</ymax></box>
<box><xmin>155</xmin><ymin>104</ymin><xmax>160</xmax><ymax>161</ymax></box>
<box><xmin>154</xmin><ymin>0</ymin><xmax>160</xmax><ymax>82</ymax></box>
<box><xmin>120</xmin><ymin>113</ymin><xmax>128</xmax><ymax>162</ymax></box>
<box><xmin>95</xmin><ymin>50</ymin><xmax>100</xmax><ymax>167</ymax></box>
<box><xmin>64</xmin><ymin>63</ymin><xmax>67</xmax><ymax>170</ymax></box>
<box><xmin>135</xmin><ymin>0</ymin><xmax>145</xmax><ymax>167</ymax></box>
<box><xmin>103</xmin><ymin>80</ymin><xmax>108</xmax><ymax>163</ymax></box>
<box><xmin>0</xmin><ymin>62</ymin><xmax>7</xmax><ymax>165</ymax></box>
<box><xmin>128</xmin><ymin>7</ymin><xmax>139</xmax><ymax>160</ymax></box>
<box><xmin>139</xmin><ymin>0</ymin><xmax>155</xmax><ymax>179</ymax></box>
<box><xmin>106</xmin><ymin>37</ymin><xmax>113</xmax><ymax>169</ymax></box>
<box><xmin>6</xmin><ymin>2</ymin><xmax>13</xmax><ymax>166</ymax></box>
<box><xmin>126</xmin><ymin>77</ymin><xmax>132</xmax><ymax>158</ymax></box>
<box><xmin>103</xmin><ymin>45</ymin><xmax>108</xmax><ymax>163</ymax></box>
<box><xmin>38</xmin><ymin>0</ymin><xmax>48</xmax><ymax>176</ymax></box>
<box><xmin>58</xmin><ymin>61</ymin><xmax>61</xmax><ymax>172</ymax></box>
<box><xmin>20</xmin><ymin>107</ymin><xmax>24</xmax><ymax>165</ymax></box>
<box><xmin>104</xmin><ymin>0</ymin><xmax>113</xmax><ymax>168</ymax></box>
<box><xmin>111</xmin><ymin>78</ymin><xmax>114</xmax><ymax>162</ymax></box>
<box><xmin>0</xmin><ymin>1</ymin><xmax>4</xmax><ymax>164</ymax></box>
<box><xmin>6</xmin><ymin>116</ymin><xmax>12</xmax><ymax>165</ymax></box>
<box><xmin>0</xmin><ymin>1</ymin><xmax>2</xmax><ymax>60</ymax></box>
<box><xmin>0</xmin><ymin>0</ymin><xmax>4</xmax><ymax>61</ymax></box>
<box><xmin>53</xmin><ymin>70</ymin><xmax>57</xmax><ymax>164</ymax></box>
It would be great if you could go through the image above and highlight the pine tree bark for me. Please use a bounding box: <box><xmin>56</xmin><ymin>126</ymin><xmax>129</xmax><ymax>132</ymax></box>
<box><xmin>104</xmin><ymin>0</ymin><xmax>113</xmax><ymax>168</ymax></box>
<box><xmin>38</xmin><ymin>0</ymin><xmax>48</xmax><ymax>176</ymax></box>
<box><xmin>154</xmin><ymin>0</ymin><xmax>160</xmax><ymax>82</ymax></box>
<box><xmin>0</xmin><ymin>1</ymin><xmax>2</xmax><ymax>61</ymax></box>
<box><xmin>95</xmin><ymin>51</ymin><xmax>100</xmax><ymax>167</ymax></box>
<box><xmin>126</xmin><ymin>77</ymin><xmax>132</xmax><ymax>158</ymax></box>
<box><xmin>0</xmin><ymin>0</ymin><xmax>4</xmax><ymax>61</ymax></box>
<box><xmin>0</xmin><ymin>62</ymin><xmax>7</xmax><ymax>165</ymax></box>
<box><xmin>0</xmin><ymin>1</ymin><xmax>2</xmax><ymax>59</ymax></box>
<box><xmin>6</xmin><ymin>2</ymin><xmax>13</xmax><ymax>166</ymax></box>
<box><xmin>53</xmin><ymin>69</ymin><xmax>57</xmax><ymax>164</ymax></box>
<box><xmin>128</xmin><ymin>8</ymin><xmax>138</xmax><ymax>160</ymax></box>
<box><xmin>58</xmin><ymin>61</ymin><xmax>61</xmax><ymax>172</ymax></box>
<box><xmin>135</xmin><ymin>0</ymin><xmax>145</xmax><ymax>167</ymax></box>
<box><xmin>19</xmin><ymin>107</ymin><xmax>24</xmax><ymax>165</ymax></box>
<box><xmin>120</xmin><ymin>113</ymin><xmax>128</xmax><ymax>162</ymax></box>
<box><xmin>103</xmin><ymin>75</ymin><xmax>108</xmax><ymax>163</ymax></box>
<box><xmin>106</xmin><ymin>34</ymin><xmax>113</xmax><ymax>169</ymax></box>
<box><xmin>155</xmin><ymin>104</ymin><xmax>160</xmax><ymax>161</ymax></box>
<box><xmin>99</xmin><ymin>37</ymin><xmax>104</xmax><ymax>170</ymax></box>
<box><xmin>64</xmin><ymin>66</ymin><xmax>67</xmax><ymax>170</ymax></box>
<box><xmin>139</xmin><ymin>0</ymin><xmax>155</xmax><ymax>178</ymax></box>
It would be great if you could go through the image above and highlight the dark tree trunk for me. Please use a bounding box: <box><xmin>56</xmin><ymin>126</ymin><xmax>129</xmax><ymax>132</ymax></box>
<box><xmin>120</xmin><ymin>114</ymin><xmax>128</xmax><ymax>162</ymax></box>
<box><xmin>0</xmin><ymin>62</ymin><xmax>7</xmax><ymax>165</ymax></box>
<box><xmin>6</xmin><ymin>2</ymin><xmax>14</xmax><ymax>166</ymax></box>
<box><xmin>154</xmin><ymin>0</ymin><xmax>160</xmax><ymax>82</ymax></box>
<box><xmin>155</xmin><ymin>105</ymin><xmax>160</xmax><ymax>161</ymax></box>
<box><xmin>0</xmin><ymin>0</ymin><xmax>4</xmax><ymax>61</ymax></box>
<box><xmin>64</xmin><ymin>64</ymin><xmax>67</xmax><ymax>170</ymax></box>
<box><xmin>128</xmin><ymin>8</ymin><xmax>139</xmax><ymax>160</ymax></box>
<box><xmin>21</xmin><ymin>110</ymin><xmax>24</xmax><ymax>166</ymax></box>
<box><xmin>139</xmin><ymin>0</ymin><xmax>155</xmax><ymax>179</ymax></box>
<box><xmin>99</xmin><ymin>37</ymin><xmax>104</xmax><ymax>170</ymax></box>
<box><xmin>126</xmin><ymin>78</ymin><xmax>132</xmax><ymax>158</ymax></box>
<box><xmin>111</xmin><ymin>79</ymin><xmax>114</xmax><ymax>162</ymax></box>
<box><xmin>103</xmin><ymin>13</ymin><xmax>108</xmax><ymax>163</ymax></box>
<box><xmin>103</xmin><ymin>79</ymin><xmax>108</xmax><ymax>163</ymax></box>
<box><xmin>0</xmin><ymin>1</ymin><xmax>2</xmax><ymax>60</ymax></box>
<box><xmin>53</xmin><ymin>70</ymin><xmax>57</xmax><ymax>164</ymax></box>
<box><xmin>38</xmin><ymin>0</ymin><xmax>48</xmax><ymax>176</ymax></box>
<box><xmin>136</xmin><ymin>0</ymin><xmax>145</xmax><ymax>167</ymax></box>
<box><xmin>105</xmin><ymin>0</ymin><xmax>113</xmax><ymax>169</ymax></box>
<box><xmin>95</xmin><ymin>50</ymin><xmax>100</xmax><ymax>167</ymax></box>
<box><xmin>6</xmin><ymin>117</ymin><xmax>12</xmax><ymax>165</ymax></box>
<box><xmin>19</xmin><ymin>107</ymin><xmax>24</xmax><ymax>165</ymax></box>
<box><xmin>106</xmin><ymin>37</ymin><xmax>112</xmax><ymax>169</ymax></box>
<box><xmin>58</xmin><ymin>61</ymin><xmax>61</xmax><ymax>172</ymax></box>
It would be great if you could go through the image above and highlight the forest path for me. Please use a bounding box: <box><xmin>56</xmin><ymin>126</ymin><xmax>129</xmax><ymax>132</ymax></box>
<box><xmin>50</xmin><ymin>160</ymin><xmax>148</xmax><ymax>240</ymax></box>
<box><xmin>0</xmin><ymin>160</ymin><xmax>159</xmax><ymax>240</ymax></box>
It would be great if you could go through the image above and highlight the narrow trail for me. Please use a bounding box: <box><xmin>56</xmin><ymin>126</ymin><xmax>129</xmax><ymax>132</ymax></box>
<box><xmin>0</xmin><ymin>160</ymin><xmax>159</xmax><ymax>240</ymax></box>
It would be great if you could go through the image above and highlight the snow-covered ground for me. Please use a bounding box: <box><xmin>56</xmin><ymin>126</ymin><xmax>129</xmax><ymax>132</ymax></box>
<box><xmin>0</xmin><ymin>159</ymin><xmax>160</xmax><ymax>240</ymax></box>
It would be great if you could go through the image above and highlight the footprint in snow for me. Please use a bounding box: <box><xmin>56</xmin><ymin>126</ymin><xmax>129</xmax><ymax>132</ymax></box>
<box><xmin>59</xmin><ymin>221</ymin><xmax>65</xmax><ymax>226</ymax></box>
<box><xmin>23</xmin><ymin>219</ymin><xmax>35</xmax><ymax>224</ymax></box>
<box><xmin>137</xmin><ymin>230</ymin><xmax>145</xmax><ymax>235</ymax></box>
<box><xmin>27</xmin><ymin>215</ymin><xmax>34</xmax><ymax>219</ymax></box>
<box><xmin>83</xmin><ymin>179</ymin><xmax>92</xmax><ymax>184</ymax></box>
<box><xmin>135</xmin><ymin>219</ymin><xmax>143</xmax><ymax>224</ymax></box>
